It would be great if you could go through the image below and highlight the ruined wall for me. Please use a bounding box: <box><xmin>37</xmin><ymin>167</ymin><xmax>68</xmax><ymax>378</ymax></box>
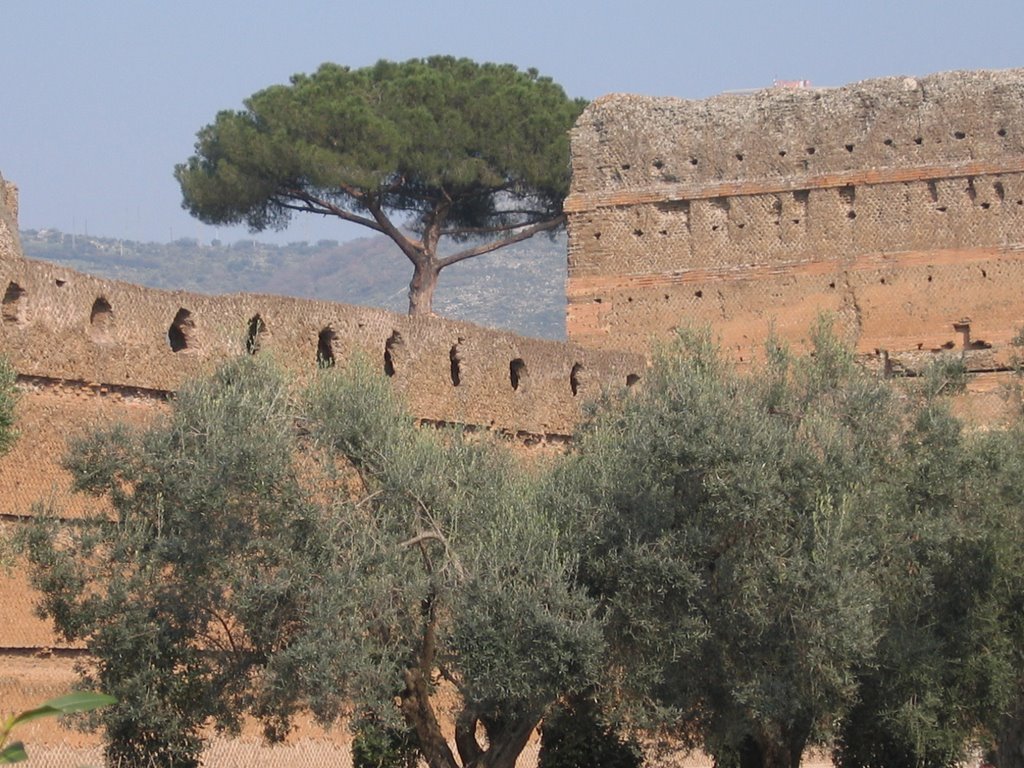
<box><xmin>0</xmin><ymin>176</ymin><xmax>644</xmax><ymax>666</ymax></box>
<box><xmin>0</xmin><ymin>171</ymin><xmax>20</xmax><ymax>262</ymax></box>
<box><xmin>565</xmin><ymin>69</ymin><xmax>1024</xmax><ymax>389</ymax></box>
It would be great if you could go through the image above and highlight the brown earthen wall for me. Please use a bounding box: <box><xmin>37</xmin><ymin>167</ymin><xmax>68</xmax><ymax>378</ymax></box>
<box><xmin>0</xmin><ymin>172</ymin><xmax>20</xmax><ymax>262</ymax></box>
<box><xmin>0</xmin><ymin>256</ymin><xmax>642</xmax><ymax>450</ymax></box>
<box><xmin>0</xmin><ymin>176</ymin><xmax>645</xmax><ymax>657</ymax></box>
<box><xmin>566</xmin><ymin>69</ymin><xmax>1024</xmax><ymax>377</ymax></box>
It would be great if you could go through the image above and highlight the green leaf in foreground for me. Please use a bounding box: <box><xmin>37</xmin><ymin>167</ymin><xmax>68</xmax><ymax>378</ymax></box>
<box><xmin>1</xmin><ymin>692</ymin><xmax>115</xmax><ymax>764</ymax></box>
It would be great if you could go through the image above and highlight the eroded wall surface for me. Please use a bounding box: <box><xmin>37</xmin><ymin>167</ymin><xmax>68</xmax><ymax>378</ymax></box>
<box><xmin>565</xmin><ymin>70</ymin><xmax>1024</xmax><ymax>382</ymax></box>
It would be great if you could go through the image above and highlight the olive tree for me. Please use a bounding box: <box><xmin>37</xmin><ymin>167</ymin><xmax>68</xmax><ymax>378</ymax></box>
<box><xmin>293</xmin><ymin>361</ymin><xmax>604</xmax><ymax>768</ymax></box>
<box><xmin>25</xmin><ymin>358</ymin><xmax>318</xmax><ymax>766</ymax></box>
<box><xmin>175</xmin><ymin>57</ymin><xmax>586</xmax><ymax>316</ymax></box>
<box><xmin>26</xmin><ymin>355</ymin><xmax>603</xmax><ymax>768</ymax></box>
<box><xmin>0</xmin><ymin>356</ymin><xmax>15</xmax><ymax>456</ymax></box>
<box><xmin>953</xmin><ymin>423</ymin><xmax>1024</xmax><ymax>768</ymax></box>
<box><xmin>559</xmin><ymin>325</ymin><xmax>933</xmax><ymax>768</ymax></box>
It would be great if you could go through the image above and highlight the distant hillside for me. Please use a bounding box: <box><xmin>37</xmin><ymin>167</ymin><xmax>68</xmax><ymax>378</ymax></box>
<box><xmin>18</xmin><ymin>229</ymin><xmax>568</xmax><ymax>339</ymax></box>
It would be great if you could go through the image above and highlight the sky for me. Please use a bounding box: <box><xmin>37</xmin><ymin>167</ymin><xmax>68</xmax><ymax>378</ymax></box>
<box><xmin>2</xmin><ymin>0</ymin><xmax>1022</xmax><ymax>246</ymax></box>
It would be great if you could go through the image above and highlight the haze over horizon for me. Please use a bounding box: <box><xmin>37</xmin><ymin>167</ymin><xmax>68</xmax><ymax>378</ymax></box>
<box><xmin>3</xmin><ymin>1</ymin><xmax>1022</xmax><ymax>248</ymax></box>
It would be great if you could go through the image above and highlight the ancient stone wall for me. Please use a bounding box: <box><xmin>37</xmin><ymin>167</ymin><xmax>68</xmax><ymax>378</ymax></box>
<box><xmin>0</xmin><ymin>176</ymin><xmax>644</xmax><ymax>665</ymax></box>
<box><xmin>0</xmin><ymin>171</ymin><xmax>20</xmax><ymax>263</ymax></box>
<box><xmin>0</xmin><ymin>257</ymin><xmax>641</xmax><ymax>439</ymax></box>
<box><xmin>565</xmin><ymin>69</ymin><xmax>1024</xmax><ymax>388</ymax></box>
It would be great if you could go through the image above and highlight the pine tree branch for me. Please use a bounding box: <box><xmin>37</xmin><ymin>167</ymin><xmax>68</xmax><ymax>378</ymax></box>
<box><xmin>437</xmin><ymin>215</ymin><xmax>564</xmax><ymax>269</ymax></box>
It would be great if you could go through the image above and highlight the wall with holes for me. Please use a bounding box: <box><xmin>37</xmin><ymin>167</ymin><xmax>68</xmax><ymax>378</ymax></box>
<box><xmin>565</xmin><ymin>69</ymin><xmax>1024</xmax><ymax>374</ymax></box>
<box><xmin>0</xmin><ymin>257</ymin><xmax>643</xmax><ymax>453</ymax></box>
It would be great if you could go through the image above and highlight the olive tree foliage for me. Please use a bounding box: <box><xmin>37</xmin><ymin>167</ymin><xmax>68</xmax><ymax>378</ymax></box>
<box><xmin>831</xmin><ymin>393</ymin><xmax>992</xmax><ymax>768</ymax></box>
<box><xmin>295</xmin><ymin>362</ymin><xmax>604</xmax><ymax>768</ymax></box>
<box><xmin>0</xmin><ymin>356</ymin><xmax>16</xmax><ymax>456</ymax></box>
<box><xmin>25</xmin><ymin>358</ymin><xmax>319</xmax><ymax>767</ymax></box>
<box><xmin>0</xmin><ymin>356</ymin><xmax>16</xmax><ymax>567</ymax></box>
<box><xmin>557</xmin><ymin>325</ymin><xmax>944</xmax><ymax>768</ymax></box>
<box><xmin>952</xmin><ymin>423</ymin><xmax>1024</xmax><ymax>768</ymax></box>
<box><xmin>175</xmin><ymin>57</ymin><xmax>587</xmax><ymax>316</ymax></box>
<box><xmin>26</xmin><ymin>356</ymin><xmax>603</xmax><ymax>768</ymax></box>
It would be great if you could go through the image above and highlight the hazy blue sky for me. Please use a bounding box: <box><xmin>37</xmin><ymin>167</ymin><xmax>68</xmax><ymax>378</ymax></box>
<box><xmin>2</xmin><ymin>0</ymin><xmax>1021</xmax><ymax>245</ymax></box>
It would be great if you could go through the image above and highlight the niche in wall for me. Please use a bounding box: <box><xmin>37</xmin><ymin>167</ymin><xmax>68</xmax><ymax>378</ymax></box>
<box><xmin>246</xmin><ymin>314</ymin><xmax>266</xmax><ymax>354</ymax></box>
<box><xmin>384</xmin><ymin>331</ymin><xmax>403</xmax><ymax>377</ymax></box>
<box><xmin>1</xmin><ymin>282</ymin><xmax>26</xmax><ymax>325</ymax></box>
<box><xmin>317</xmin><ymin>327</ymin><xmax>337</xmax><ymax>368</ymax></box>
<box><xmin>510</xmin><ymin>358</ymin><xmax>527</xmax><ymax>391</ymax></box>
<box><xmin>168</xmin><ymin>308</ymin><xmax>194</xmax><ymax>352</ymax></box>
<box><xmin>89</xmin><ymin>297</ymin><xmax>114</xmax><ymax>341</ymax></box>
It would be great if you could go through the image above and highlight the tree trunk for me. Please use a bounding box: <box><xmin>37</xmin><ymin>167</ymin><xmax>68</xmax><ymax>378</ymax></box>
<box><xmin>722</xmin><ymin>722</ymin><xmax>808</xmax><ymax>768</ymax></box>
<box><xmin>996</xmin><ymin>686</ymin><xmax>1024</xmax><ymax>768</ymax></box>
<box><xmin>408</xmin><ymin>259</ymin><xmax>439</xmax><ymax>316</ymax></box>
<box><xmin>477</xmin><ymin>715</ymin><xmax>541</xmax><ymax>768</ymax></box>
<box><xmin>400</xmin><ymin>666</ymin><xmax>459</xmax><ymax>768</ymax></box>
<box><xmin>453</xmin><ymin>708</ymin><xmax>541</xmax><ymax>768</ymax></box>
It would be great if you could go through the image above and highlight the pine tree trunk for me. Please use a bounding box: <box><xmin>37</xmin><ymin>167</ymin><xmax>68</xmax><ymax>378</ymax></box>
<box><xmin>408</xmin><ymin>261</ymin><xmax>438</xmax><ymax>316</ymax></box>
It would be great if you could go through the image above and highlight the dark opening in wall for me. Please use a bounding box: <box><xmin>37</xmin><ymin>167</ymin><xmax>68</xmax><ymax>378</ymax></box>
<box><xmin>927</xmin><ymin>180</ymin><xmax>940</xmax><ymax>203</ymax></box>
<box><xmin>449</xmin><ymin>340</ymin><xmax>464</xmax><ymax>386</ymax></box>
<box><xmin>90</xmin><ymin>297</ymin><xmax>112</xmax><ymax>325</ymax></box>
<box><xmin>570</xmin><ymin>362</ymin><xmax>583</xmax><ymax>397</ymax></box>
<box><xmin>965</xmin><ymin>177</ymin><xmax>977</xmax><ymax>202</ymax></box>
<box><xmin>509</xmin><ymin>358</ymin><xmax>527</xmax><ymax>391</ymax></box>
<box><xmin>953</xmin><ymin>130</ymin><xmax>967</xmax><ymax>140</ymax></box>
<box><xmin>998</xmin><ymin>128</ymin><xmax>1008</xmax><ymax>138</ymax></box>
<box><xmin>914</xmin><ymin>136</ymin><xmax>923</xmax><ymax>145</ymax></box>
<box><xmin>626</xmin><ymin>373</ymin><xmax>641</xmax><ymax>388</ymax></box>
<box><xmin>845</xmin><ymin>144</ymin><xmax>855</xmax><ymax>152</ymax></box>
<box><xmin>89</xmin><ymin>297</ymin><xmax>113</xmax><ymax>340</ymax></box>
<box><xmin>994</xmin><ymin>181</ymin><xmax>1006</xmax><ymax>202</ymax></box>
<box><xmin>317</xmin><ymin>327</ymin><xmax>337</xmax><ymax>368</ymax></box>
<box><xmin>246</xmin><ymin>314</ymin><xmax>266</xmax><ymax>354</ymax></box>
<box><xmin>2</xmin><ymin>282</ymin><xmax>26</xmax><ymax>324</ymax></box>
<box><xmin>168</xmin><ymin>308</ymin><xmax>194</xmax><ymax>352</ymax></box>
<box><xmin>384</xmin><ymin>330</ymin><xmax>402</xmax><ymax>377</ymax></box>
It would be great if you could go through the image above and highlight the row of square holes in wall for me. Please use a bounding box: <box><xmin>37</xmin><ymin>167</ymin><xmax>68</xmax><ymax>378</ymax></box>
<box><xmin>617</xmin><ymin>178</ymin><xmax>1022</xmax><ymax>242</ymax></box>
<box><xmin>638</xmin><ymin>127</ymin><xmax>1012</xmax><ymax>172</ymax></box>
<box><xmin>0</xmin><ymin>285</ymin><xmax>643</xmax><ymax>397</ymax></box>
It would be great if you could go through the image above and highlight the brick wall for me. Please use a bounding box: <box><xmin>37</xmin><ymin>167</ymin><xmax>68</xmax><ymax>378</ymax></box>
<box><xmin>565</xmin><ymin>69</ymin><xmax>1024</xmax><ymax>388</ymax></box>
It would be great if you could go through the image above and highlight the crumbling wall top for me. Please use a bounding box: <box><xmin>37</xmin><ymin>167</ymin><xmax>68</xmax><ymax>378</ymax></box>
<box><xmin>0</xmin><ymin>172</ymin><xmax>22</xmax><ymax>264</ymax></box>
<box><xmin>569</xmin><ymin>69</ymin><xmax>1024</xmax><ymax>201</ymax></box>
